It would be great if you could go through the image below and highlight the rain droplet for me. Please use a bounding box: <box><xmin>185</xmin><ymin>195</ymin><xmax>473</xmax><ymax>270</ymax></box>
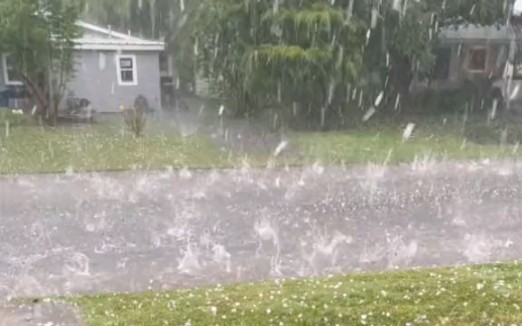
<box><xmin>362</xmin><ymin>107</ymin><xmax>377</xmax><ymax>122</ymax></box>
<box><xmin>274</xmin><ymin>140</ymin><xmax>289</xmax><ymax>157</ymax></box>
<box><xmin>374</xmin><ymin>91</ymin><xmax>384</xmax><ymax>107</ymax></box>
<box><xmin>403</xmin><ymin>123</ymin><xmax>416</xmax><ymax>142</ymax></box>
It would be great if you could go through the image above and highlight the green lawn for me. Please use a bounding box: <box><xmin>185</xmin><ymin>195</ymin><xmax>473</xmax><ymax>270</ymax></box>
<box><xmin>71</xmin><ymin>263</ymin><xmax>522</xmax><ymax>326</ymax></box>
<box><xmin>290</xmin><ymin>129</ymin><xmax>518</xmax><ymax>165</ymax></box>
<box><xmin>0</xmin><ymin>120</ymin><xmax>518</xmax><ymax>174</ymax></box>
<box><xmin>0</xmin><ymin>123</ymin><xmax>232</xmax><ymax>175</ymax></box>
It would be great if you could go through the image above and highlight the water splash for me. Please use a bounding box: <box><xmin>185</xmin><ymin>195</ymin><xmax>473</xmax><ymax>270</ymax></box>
<box><xmin>360</xmin><ymin>162</ymin><xmax>388</xmax><ymax>202</ymax></box>
<box><xmin>179</xmin><ymin>168</ymin><xmax>193</xmax><ymax>179</ymax></box>
<box><xmin>65</xmin><ymin>166</ymin><xmax>74</xmax><ymax>176</ymax></box>
<box><xmin>212</xmin><ymin>244</ymin><xmax>232</xmax><ymax>273</ymax></box>
<box><xmin>411</xmin><ymin>153</ymin><xmax>437</xmax><ymax>173</ymax></box>
<box><xmin>178</xmin><ymin>244</ymin><xmax>201</xmax><ymax>274</ymax></box>
<box><xmin>254</xmin><ymin>219</ymin><xmax>279</xmax><ymax>248</ymax></box>
<box><xmin>462</xmin><ymin>233</ymin><xmax>501</xmax><ymax>263</ymax></box>
<box><xmin>305</xmin><ymin>231</ymin><xmax>352</xmax><ymax>275</ymax></box>
<box><xmin>9</xmin><ymin>275</ymin><xmax>47</xmax><ymax>298</ymax></box>
<box><xmin>254</xmin><ymin>219</ymin><xmax>281</xmax><ymax>276</ymax></box>
<box><xmin>312</xmin><ymin>162</ymin><xmax>325</xmax><ymax>175</ymax></box>
<box><xmin>386</xmin><ymin>233</ymin><xmax>418</xmax><ymax>268</ymax></box>
<box><xmin>64</xmin><ymin>253</ymin><xmax>90</xmax><ymax>277</ymax></box>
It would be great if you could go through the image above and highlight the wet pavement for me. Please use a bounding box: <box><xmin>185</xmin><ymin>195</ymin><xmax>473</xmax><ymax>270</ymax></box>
<box><xmin>1</xmin><ymin>160</ymin><xmax>522</xmax><ymax>322</ymax></box>
<box><xmin>0</xmin><ymin>301</ymin><xmax>84</xmax><ymax>326</ymax></box>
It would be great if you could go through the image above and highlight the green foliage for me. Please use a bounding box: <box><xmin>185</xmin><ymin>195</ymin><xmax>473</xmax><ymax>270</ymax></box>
<box><xmin>270</xmin><ymin>5</ymin><xmax>345</xmax><ymax>29</ymax></box>
<box><xmin>193</xmin><ymin>0</ymin><xmax>509</xmax><ymax>127</ymax></box>
<box><xmin>82</xmin><ymin>0</ymin><xmax>510</xmax><ymax>127</ymax></box>
<box><xmin>0</xmin><ymin>0</ymin><xmax>84</xmax><ymax>124</ymax></box>
<box><xmin>434</xmin><ymin>0</ymin><xmax>512</xmax><ymax>25</ymax></box>
<box><xmin>196</xmin><ymin>0</ymin><xmax>365</xmax><ymax>127</ymax></box>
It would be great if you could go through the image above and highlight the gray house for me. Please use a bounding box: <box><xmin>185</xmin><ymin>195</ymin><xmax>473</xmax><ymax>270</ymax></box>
<box><xmin>0</xmin><ymin>21</ymin><xmax>166</xmax><ymax>113</ymax></box>
<box><xmin>422</xmin><ymin>24</ymin><xmax>511</xmax><ymax>92</ymax></box>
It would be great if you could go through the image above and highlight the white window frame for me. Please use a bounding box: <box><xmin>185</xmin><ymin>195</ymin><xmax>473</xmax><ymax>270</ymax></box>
<box><xmin>2</xmin><ymin>54</ymin><xmax>23</xmax><ymax>86</ymax></box>
<box><xmin>116</xmin><ymin>54</ymin><xmax>138</xmax><ymax>86</ymax></box>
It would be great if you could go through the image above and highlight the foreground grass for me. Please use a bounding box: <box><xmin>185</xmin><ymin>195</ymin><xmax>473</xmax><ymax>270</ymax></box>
<box><xmin>0</xmin><ymin>119</ymin><xmax>519</xmax><ymax>174</ymax></box>
<box><xmin>0</xmin><ymin>124</ymin><xmax>232</xmax><ymax>175</ymax></box>
<box><xmin>72</xmin><ymin>263</ymin><xmax>522</xmax><ymax>326</ymax></box>
<box><xmin>291</xmin><ymin>129</ymin><xmax>519</xmax><ymax>165</ymax></box>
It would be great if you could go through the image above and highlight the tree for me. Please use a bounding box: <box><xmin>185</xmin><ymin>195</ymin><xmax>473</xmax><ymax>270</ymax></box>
<box><xmin>0</xmin><ymin>0</ymin><xmax>84</xmax><ymax>125</ymax></box>
<box><xmin>195</xmin><ymin>0</ymin><xmax>366</xmax><ymax>128</ymax></box>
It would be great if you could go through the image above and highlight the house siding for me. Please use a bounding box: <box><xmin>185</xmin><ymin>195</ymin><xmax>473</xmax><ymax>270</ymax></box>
<box><xmin>67</xmin><ymin>50</ymin><xmax>162</xmax><ymax>113</ymax></box>
<box><xmin>0</xmin><ymin>57</ymin><xmax>6</xmax><ymax>89</ymax></box>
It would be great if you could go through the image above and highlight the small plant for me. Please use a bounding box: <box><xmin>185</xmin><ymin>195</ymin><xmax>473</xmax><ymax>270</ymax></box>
<box><xmin>122</xmin><ymin>106</ymin><xmax>147</xmax><ymax>137</ymax></box>
<box><xmin>122</xmin><ymin>95</ymin><xmax>151</xmax><ymax>137</ymax></box>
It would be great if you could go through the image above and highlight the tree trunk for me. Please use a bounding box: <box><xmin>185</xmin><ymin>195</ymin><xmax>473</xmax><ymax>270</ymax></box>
<box><xmin>390</xmin><ymin>54</ymin><xmax>414</xmax><ymax>110</ymax></box>
<box><xmin>22</xmin><ymin>75</ymin><xmax>48</xmax><ymax>116</ymax></box>
<box><xmin>48</xmin><ymin>62</ymin><xmax>57</xmax><ymax>126</ymax></box>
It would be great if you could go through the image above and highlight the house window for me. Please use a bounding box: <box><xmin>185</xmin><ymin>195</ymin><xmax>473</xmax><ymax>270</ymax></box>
<box><xmin>468</xmin><ymin>47</ymin><xmax>488</xmax><ymax>72</ymax></box>
<box><xmin>116</xmin><ymin>55</ymin><xmax>138</xmax><ymax>86</ymax></box>
<box><xmin>2</xmin><ymin>54</ymin><xmax>23</xmax><ymax>86</ymax></box>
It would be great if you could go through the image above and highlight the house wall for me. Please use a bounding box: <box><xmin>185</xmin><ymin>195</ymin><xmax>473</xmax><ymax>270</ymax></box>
<box><xmin>67</xmin><ymin>50</ymin><xmax>162</xmax><ymax>113</ymax></box>
<box><xmin>0</xmin><ymin>57</ymin><xmax>5</xmax><ymax>89</ymax></box>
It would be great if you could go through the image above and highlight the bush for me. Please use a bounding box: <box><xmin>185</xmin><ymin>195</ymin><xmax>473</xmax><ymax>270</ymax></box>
<box><xmin>122</xmin><ymin>106</ymin><xmax>147</xmax><ymax>137</ymax></box>
<box><xmin>122</xmin><ymin>96</ymin><xmax>152</xmax><ymax>137</ymax></box>
<box><xmin>0</xmin><ymin>109</ymin><xmax>34</xmax><ymax>127</ymax></box>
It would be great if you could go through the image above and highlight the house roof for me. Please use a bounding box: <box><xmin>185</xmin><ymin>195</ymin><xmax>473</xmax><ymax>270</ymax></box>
<box><xmin>74</xmin><ymin>21</ymin><xmax>165</xmax><ymax>51</ymax></box>
<box><xmin>440</xmin><ymin>24</ymin><xmax>512</xmax><ymax>43</ymax></box>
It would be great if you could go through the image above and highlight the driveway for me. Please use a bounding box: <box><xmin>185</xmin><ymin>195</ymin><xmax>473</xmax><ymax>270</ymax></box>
<box><xmin>0</xmin><ymin>160</ymin><xmax>521</xmax><ymax>303</ymax></box>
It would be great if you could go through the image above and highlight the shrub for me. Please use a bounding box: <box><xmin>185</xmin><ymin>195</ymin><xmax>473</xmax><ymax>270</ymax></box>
<box><xmin>123</xmin><ymin>95</ymin><xmax>153</xmax><ymax>137</ymax></box>
<box><xmin>0</xmin><ymin>109</ymin><xmax>34</xmax><ymax>127</ymax></box>
<box><xmin>122</xmin><ymin>106</ymin><xmax>147</xmax><ymax>137</ymax></box>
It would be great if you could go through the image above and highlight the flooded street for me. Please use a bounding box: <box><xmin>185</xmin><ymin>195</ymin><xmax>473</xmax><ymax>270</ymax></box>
<box><xmin>1</xmin><ymin>160</ymin><xmax>521</xmax><ymax>300</ymax></box>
